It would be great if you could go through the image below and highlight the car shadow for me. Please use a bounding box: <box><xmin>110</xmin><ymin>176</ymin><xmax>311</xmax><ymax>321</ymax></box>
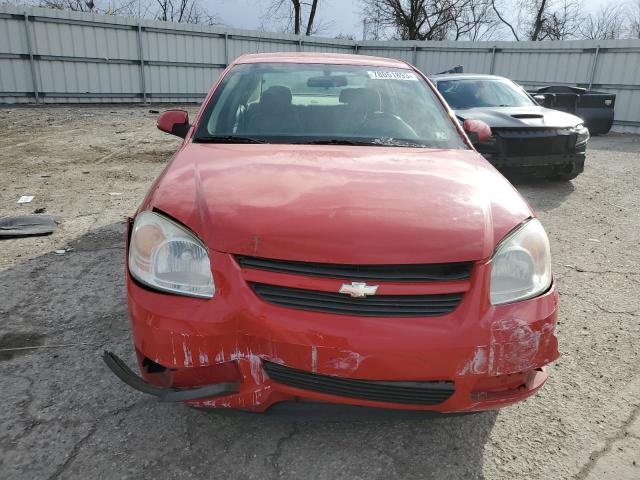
<box><xmin>195</xmin><ymin>404</ymin><xmax>498</xmax><ymax>478</ymax></box>
<box><xmin>0</xmin><ymin>221</ymin><xmax>498</xmax><ymax>479</ymax></box>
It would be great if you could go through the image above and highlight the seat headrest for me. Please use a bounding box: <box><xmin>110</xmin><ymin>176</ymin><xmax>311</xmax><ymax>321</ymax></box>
<box><xmin>339</xmin><ymin>88</ymin><xmax>381</xmax><ymax>113</ymax></box>
<box><xmin>260</xmin><ymin>86</ymin><xmax>293</xmax><ymax>111</ymax></box>
<box><xmin>338</xmin><ymin>88</ymin><xmax>359</xmax><ymax>104</ymax></box>
<box><xmin>452</xmin><ymin>82</ymin><xmax>477</xmax><ymax>104</ymax></box>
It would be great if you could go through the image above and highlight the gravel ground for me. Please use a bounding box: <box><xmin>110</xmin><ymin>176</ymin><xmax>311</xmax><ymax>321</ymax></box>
<box><xmin>0</xmin><ymin>106</ymin><xmax>638</xmax><ymax>480</ymax></box>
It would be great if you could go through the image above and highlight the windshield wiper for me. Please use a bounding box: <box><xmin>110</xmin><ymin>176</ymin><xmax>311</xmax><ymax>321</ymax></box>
<box><xmin>295</xmin><ymin>139</ymin><xmax>376</xmax><ymax>146</ymax></box>
<box><xmin>295</xmin><ymin>138</ymin><xmax>430</xmax><ymax>148</ymax></box>
<box><xmin>194</xmin><ymin>135</ymin><xmax>266</xmax><ymax>144</ymax></box>
<box><xmin>371</xmin><ymin>137</ymin><xmax>429</xmax><ymax>148</ymax></box>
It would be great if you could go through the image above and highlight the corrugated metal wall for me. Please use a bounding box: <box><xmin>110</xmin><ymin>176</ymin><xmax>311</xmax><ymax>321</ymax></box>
<box><xmin>1</xmin><ymin>5</ymin><xmax>639</xmax><ymax>131</ymax></box>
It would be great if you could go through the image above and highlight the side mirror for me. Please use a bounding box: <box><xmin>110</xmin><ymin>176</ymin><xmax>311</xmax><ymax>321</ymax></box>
<box><xmin>533</xmin><ymin>93</ymin><xmax>554</xmax><ymax>107</ymax></box>
<box><xmin>463</xmin><ymin>119</ymin><xmax>492</xmax><ymax>144</ymax></box>
<box><xmin>157</xmin><ymin>110</ymin><xmax>190</xmax><ymax>138</ymax></box>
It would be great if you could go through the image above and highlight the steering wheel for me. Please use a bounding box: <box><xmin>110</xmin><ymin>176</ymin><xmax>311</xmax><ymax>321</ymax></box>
<box><xmin>355</xmin><ymin>112</ymin><xmax>419</xmax><ymax>139</ymax></box>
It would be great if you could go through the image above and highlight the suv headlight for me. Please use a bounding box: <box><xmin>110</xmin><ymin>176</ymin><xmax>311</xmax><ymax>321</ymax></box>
<box><xmin>490</xmin><ymin>219</ymin><xmax>552</xmax><ymax>305</ymax></box>
<box><xmin>573</xmin><ymin>123</ymin><xmax>590</xmax><ymax>146</ymax></box>
<box><xmin>128</xmin><ymin>211</ymin><xmax>214</xmax><ymax>298</ymax></box>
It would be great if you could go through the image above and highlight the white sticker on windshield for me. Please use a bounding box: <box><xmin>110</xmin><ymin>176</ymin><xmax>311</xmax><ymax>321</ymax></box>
<box><xmin>367</xmin><ymin>71</ymin><xmax>419</xmax><ymax>81</ymax></box>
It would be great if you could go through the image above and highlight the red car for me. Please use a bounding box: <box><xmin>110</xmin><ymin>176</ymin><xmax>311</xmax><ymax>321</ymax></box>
<box><xmin>104</xmin><ymin>53</ymin><xmax>559</xmax><ymax>413</ymax></box>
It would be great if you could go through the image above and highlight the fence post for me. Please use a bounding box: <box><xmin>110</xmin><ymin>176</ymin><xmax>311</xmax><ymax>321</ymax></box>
<box><xmin>23</xmin><ymin>13</ymin><xmax>39</xmax><ymax>104</ymax></box>
<box><xmin>412</xmin><ymin>44</ymin><xmax>418</xmax><ymax>66</ymax></box>
<box><xmin>588</xmin><ymin>46</ymin><xmax>600</xmax><ymax>90</ymax></box>
<box><xmin>136</xmin><ymin>23</ymin><xmax>147</xmax><ymax>104</ymax></box>
<box><xmin>489</xmin><ymin>46</ymin><xmax>497</xmax><ymax>74</ymax></box>
<box><xmin>354</xmin><ymin>42</ymin><xmax>359</xmax><ymax>54</ymax></box>
<box><xmin>297</xmin><ymin>38</ymin><xmax>302</xmax><ymax>52</ymax></box>
<box><xmin>224</xmin><ymin>32</ymin><xmax>229</xmax><ymax>67</ymax></box>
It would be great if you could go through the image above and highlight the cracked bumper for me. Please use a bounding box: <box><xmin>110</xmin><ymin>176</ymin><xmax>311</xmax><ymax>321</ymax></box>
<box><xmin>121</xmin><ymin>252</ymin><xmax>560</xmax><ymax>413</ymax></box>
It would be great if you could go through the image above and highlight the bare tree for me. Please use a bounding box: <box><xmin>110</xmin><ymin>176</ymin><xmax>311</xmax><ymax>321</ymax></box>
<box><xmin>451</xmin><ymin>0</ymin><xmax>501</xmax><ymax>40</ymax></box>
<box><xmin>153</xmin><ymin>0</ymin><xmax>216</xmax><ymax>24</ymax></box>
<box><xmin>579</xmin><ymin>2</ymin><xmax>626</xmax><ymax>40</ymax></box>
<box><xmin>31</xmin><ymin>0</ymin><xmax>216</xmax><ymax>23</ymax></box>
<box><xmin>491</xmin><ymin>0</ymin><xmax>582</xmax><ymax>40</ymax></box>
<box><xmin>628</xmin><ymin>0</ymin><xmax>640</xmax><ymax>39</ymax></box>
<box><xmin>537</xmin><ymin>0</ymin><xmax>582</xmax><ymax>40</ymax></box>
<box><xmin>491</xmin><ymin>0</ymin><xmax>519</xmax><ymax>40</ymax></box>
<box><xmin>264</xmin><ymin>0</ymin><xmax>323</xmax><ymax>35</ymax></box>
<box><xmin>360</xmin><ymin>0</ymin><xmax>501</xmax><ymax>41</ymax></box>
<box><xmin>36</xmin><ymin>0</ymin><xmax>138</xmax><ymax>15</ymax></box>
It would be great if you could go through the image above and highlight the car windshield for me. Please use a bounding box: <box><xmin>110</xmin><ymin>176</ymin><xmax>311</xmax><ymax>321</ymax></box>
<box><xmin>194</xmin><ymin>63</ymin><xmax>466</xmax><ymax>149</ymax></box>
<box><xmin>436</xmin><ymin>78</ymin><xmax>536</xmax><ymax>109</ymax></box>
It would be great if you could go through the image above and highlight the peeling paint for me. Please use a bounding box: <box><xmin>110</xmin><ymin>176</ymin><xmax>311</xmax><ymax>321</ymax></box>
<box><xmin>458</xmin><ymin>346</ymin><xmax>488</xmax><ymax>375</ymax></box>
<box><xmin>311</xmin><ymin>345</ymin><xmax>318</xmax><ymax>373</ymax></box>
<box><xmin>458</xmin><ymin>318</ymin><xmax>557</xmax><ymax>377</ymax></box>
<box><xmin>489</xmin><ymin>318</ymin><xmax>539</xmax><ymax>376</ymax></box>
<box><xmin>327</xmin><ymin>351</ymin><xmax>366</xmax><ymax>372</ymax></box>
<box><xmin>170</xmin><ymin>334</ymin><xmax>177</xmax><ymax>366</ymax></box>
<box><xmin>247</xmin><ymin>354</ymin><xmax>265</xmax><ymax>385</ymax></box>
<box><xmin>182</xmin><ymin>334</ymin><xmax>193</xmax><ymax>367</ymax></box>
<box><xmin>198</xmin><ymin>351</ymin><xmax>209</xmax><ymax>365</ymax></box>
<box><xmin>214</xmin><ymin>351</ymin><xmax>224</xmax><ymax>363</ymax></box>
<box><xmin>230</xmin><ymin>350</ymin><xmax>265</xmax><ymax>385</ymax></box>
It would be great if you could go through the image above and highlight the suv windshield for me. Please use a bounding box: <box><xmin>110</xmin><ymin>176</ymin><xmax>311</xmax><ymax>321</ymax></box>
<box><xmin>436</xmin><ymin>78</ymin><xmax>535</xmax><ymax>109</ymax></box>
<box><xmin>194</xmin><ymin>63</ymin><xmax>466</xmax><ymax>149</ymax></box>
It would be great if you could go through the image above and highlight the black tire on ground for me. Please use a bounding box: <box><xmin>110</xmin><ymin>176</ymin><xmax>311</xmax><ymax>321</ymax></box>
<box><xmin>547</xmin><ymin>161</ymin><xmax>584</xmax><ymax>181</ymax></box>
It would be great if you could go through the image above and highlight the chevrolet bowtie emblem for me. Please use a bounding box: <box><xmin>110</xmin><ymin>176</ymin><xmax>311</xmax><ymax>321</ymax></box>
<box><xmin>339</xmin><ymin>282</ymin><xmax>379</xmax><ymax>298</ymax></box>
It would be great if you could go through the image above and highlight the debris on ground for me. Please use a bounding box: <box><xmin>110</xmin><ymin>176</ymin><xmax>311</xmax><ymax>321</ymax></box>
<box><xmin>17</xmin><ymin>195</ymin><xmax>34</xmax><ymax>204</ymax></box>
<box><xmin>0</xmin><ymin>215</ymin><xmax>58</xmax><ymax>238</ymax></box>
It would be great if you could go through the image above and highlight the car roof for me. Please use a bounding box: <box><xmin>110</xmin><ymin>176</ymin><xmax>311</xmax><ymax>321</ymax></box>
<box><xmin>233</xmin><ymin>52</ymin><xmax>412</xmax><ymax>69</ymax></box>
<box><xmin>429</xmin><ymin>73</ymin><xmax>509</xmax><ymax>82</ymax></box>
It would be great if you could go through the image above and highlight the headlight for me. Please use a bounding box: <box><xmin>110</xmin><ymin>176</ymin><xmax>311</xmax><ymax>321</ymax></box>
<box><xmin>490</xmin><ymin>219</ymin><xmax>552</xmax><ymax>305</ymax></box>
<box><xmin>128</xmin><ymin>211</ymin><xmax>214</xmax><ymax>298</ymax></box>
<box><xmin>573</xmin><ymin>123</ymin><xmax>590</xmax><ymax>146</ymax></box>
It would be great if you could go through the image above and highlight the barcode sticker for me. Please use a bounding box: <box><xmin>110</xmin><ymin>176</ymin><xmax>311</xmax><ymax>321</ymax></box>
<box><xmin>367</xmin><ymin>71</ymin><xmax>419</xmax><ymax>81</ymax></box>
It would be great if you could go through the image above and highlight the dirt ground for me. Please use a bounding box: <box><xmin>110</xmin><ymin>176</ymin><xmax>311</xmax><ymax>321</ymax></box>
<box><xmin>0</xmin><ymin>106</ymin><xmax>639</xmax><ymax>480</ymax></box>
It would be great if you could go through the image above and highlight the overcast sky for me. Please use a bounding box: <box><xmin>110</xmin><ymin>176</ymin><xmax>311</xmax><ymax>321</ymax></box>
<box><xmin>211</xmin><ymin>0</ymin><xmax>612</xmax><ymax>39</ymax></box>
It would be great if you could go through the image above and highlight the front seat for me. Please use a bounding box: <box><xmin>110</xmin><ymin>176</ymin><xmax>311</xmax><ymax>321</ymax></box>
<box><xmin>245</xmin><ymin>86</ymin><xmax>301</xmax><ymax>135</ymax></box>
<box><xmin>338</xmin><ymin>88</ymin><xmax>382</xmax><ymax>134</ymax></box>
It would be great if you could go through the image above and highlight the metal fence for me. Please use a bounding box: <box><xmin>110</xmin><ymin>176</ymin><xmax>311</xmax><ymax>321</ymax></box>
<box><xmin>2</xmin><ymin>5</ymin><xmax>640</xmax><ymax>132</ymax></box>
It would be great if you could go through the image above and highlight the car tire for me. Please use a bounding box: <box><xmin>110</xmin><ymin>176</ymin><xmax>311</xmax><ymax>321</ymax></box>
<box><xmin>548</xmin><ymin>161</ymin><xmax>584</xmax><ymax>182</ymax></box>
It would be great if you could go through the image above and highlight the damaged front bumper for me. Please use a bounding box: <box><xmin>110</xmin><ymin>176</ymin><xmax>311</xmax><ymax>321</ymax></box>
<box><xmin>102</xmin><ymin>351</ymin><xmax>239</xmax><ymax>402</ymax></box>
<box><xmin>104</xmin><ymin>251</ymin><xmax>560</xmax><ymax>413</ymax></box>
<box><xmin>483</xmin><ymin>153</ymin><xmax>585</xmax><ymax>179</ymax></box>
<box><xmin>475</xmin><ymin>128</ymin><xmax>587</xmax><ymax>177</ymax></box>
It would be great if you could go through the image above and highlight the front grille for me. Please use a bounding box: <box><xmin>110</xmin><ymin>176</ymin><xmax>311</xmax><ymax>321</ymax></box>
<box><xmin>236</xmin><ymin>255</ymin><xmax>472</xmax><ymax>282</ymax></box>
<box><xmin>250</xmin><ymin>282</ymin><xmax>463</xmax><ymax>317</ymax></box>
<box><xmin>263</xmin><ymin>361</ymin><xmax>455</xmax><ymax>405</ymax></box>
<box><xmin>494</xmin><ymin>128</ymin><xmax>574</xmax><ymax>156</ymax></box>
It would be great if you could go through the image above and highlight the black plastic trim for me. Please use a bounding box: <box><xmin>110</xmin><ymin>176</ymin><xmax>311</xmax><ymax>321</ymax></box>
<box><xmin>250</xmin><ymin>283</ymin><xmax>463</xmax><ymax>317</ymax></box>
<box><xmin>102</xmin><ymin>351</ymin><xmax>238</xmax><ymax>402</ymax></box>
<box><xmin>263</xmin><ymin>361</ymin><xmax>454</xmax><ymax>405</ymax></box>
<box><xmin>236</xmin><ymin>255</ymin><xmax>472</xmax><ymax>282</ymax></box>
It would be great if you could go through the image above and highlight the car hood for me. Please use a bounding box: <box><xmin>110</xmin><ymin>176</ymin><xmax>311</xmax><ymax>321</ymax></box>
<box><xmin>455</xmin><ymin>106</ymin><xmax>583</xmax><ymax>129</ymax></box>
<box><xmin>145</xmin><ymin>144</ymin><xmax>532</xmax><ymax>264</ymax></box>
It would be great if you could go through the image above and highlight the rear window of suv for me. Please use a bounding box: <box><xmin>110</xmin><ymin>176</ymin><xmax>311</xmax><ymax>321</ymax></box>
<box><xmin>194</xmin><ymin>63</ymin><xmax>467</xmax><ymax>149</ymax></box>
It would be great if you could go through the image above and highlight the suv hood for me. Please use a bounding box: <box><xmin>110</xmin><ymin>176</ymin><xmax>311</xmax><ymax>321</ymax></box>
<box><xmin>146</xmin><ymin>144</ymin><xmax>532</xmax><ymax>264</ymax></box>
<box><xmin>456</xmin><ymin>106</ymin><xmax>583</xmax><ymax>129</ymax></box>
